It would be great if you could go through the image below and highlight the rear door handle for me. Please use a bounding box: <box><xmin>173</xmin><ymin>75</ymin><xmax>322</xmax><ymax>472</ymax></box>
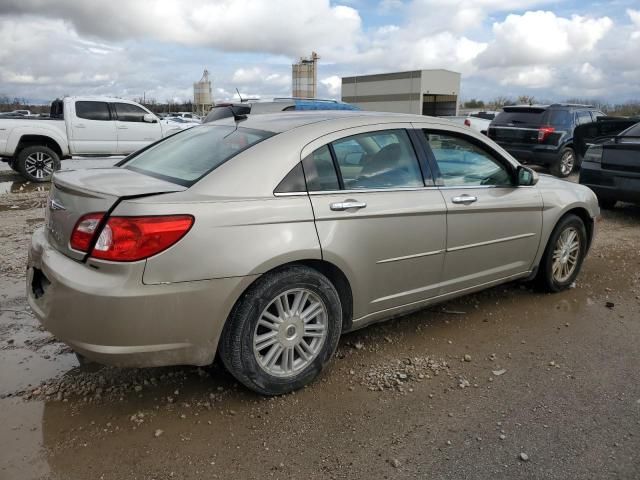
<box><xmin>330</xmin><ymin>201</ymin><xmax>367</xmax><ymax>211</ymax></box>
<box><xmin>74</xmin><ymin>124</ymin><xmax>86</xmax><ymax>128</ymax></box>
<box><xmin>117</xmin><ymin>126</ymin><xmax>128</xmax><ymax>130</ymax></box>
<box><xmin>451</xmin><ymin>195</ymin><xmax>478</xmax><ymax>205</ymax></box>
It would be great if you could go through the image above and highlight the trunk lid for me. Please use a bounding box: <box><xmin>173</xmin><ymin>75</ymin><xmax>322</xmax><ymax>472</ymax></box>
<box><xmin>46</xmin><ymin>168</ymin><xmax>186</xmax><ymax>260</ymax></box>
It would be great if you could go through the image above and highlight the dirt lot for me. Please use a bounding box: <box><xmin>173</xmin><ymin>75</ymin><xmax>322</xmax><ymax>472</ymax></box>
<box><xmin>1</xmin><ymin>163</ymin><xmax>639</xmax><ymax>479</ymax></box>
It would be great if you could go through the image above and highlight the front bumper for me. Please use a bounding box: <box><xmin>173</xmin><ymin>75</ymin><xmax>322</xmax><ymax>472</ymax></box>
<box><xmin>27</xmin><ymin>227</ymin><xmax>258</xmax><ymax>367</ymax></box>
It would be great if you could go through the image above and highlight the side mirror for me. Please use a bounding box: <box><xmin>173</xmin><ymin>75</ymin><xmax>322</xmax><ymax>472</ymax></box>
<box><xmin>517</xmin><ymin>165</ymin><xmax>539</xmax><ymax>186</ymax></box>
<box><xmin>143</xmin><ymin>113</ymin><xmax>157</xmax><ymax>123</ymax></box>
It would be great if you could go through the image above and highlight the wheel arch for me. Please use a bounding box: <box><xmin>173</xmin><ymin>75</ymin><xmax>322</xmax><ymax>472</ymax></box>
<box><xmin>228</xmin><ymin>259</ymin><xmax>354</xmax><ymax>334</ymax></box>
<box><xmin>15</xmin><ymin>134</ymin><xmax>64</xmax><ymax>158</ymax></box>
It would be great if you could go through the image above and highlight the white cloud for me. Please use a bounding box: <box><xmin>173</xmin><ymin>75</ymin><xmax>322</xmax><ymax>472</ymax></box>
<box><xmin>320</xmin><ymin>76</ymin><xmax>342</xmax><ymax>97</ymax></box>
<box><xmin>477</xmin><ymin>11</ymin><xmax>613</xmax><ymax>68</ymax></box>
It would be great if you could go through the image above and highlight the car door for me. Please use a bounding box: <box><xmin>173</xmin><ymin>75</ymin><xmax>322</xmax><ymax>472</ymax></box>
<box><xmin>303</xmin><ymin>126</ymin><xmax>447</xmax><ymax>322</ymax></box>
<box><xmin>112</xmin><ymin>102</ymin><xmax>162</xmax><ymax>154</ymax></box>
<box><xmin>69</xmin><ymin>101</ymin><xmax>117</xmax><ymax>154</ymax></box>
<box><xmin>419</xmin><ymin>128</ymin><xmax>543</xmax><ymax>294</ymax></box>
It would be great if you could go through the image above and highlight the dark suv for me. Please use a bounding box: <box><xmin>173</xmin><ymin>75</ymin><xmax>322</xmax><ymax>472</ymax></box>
<box><xmin>487</xmin><ymin>104</ymin><xmax>605</xmax><ymax>177</ymax></box>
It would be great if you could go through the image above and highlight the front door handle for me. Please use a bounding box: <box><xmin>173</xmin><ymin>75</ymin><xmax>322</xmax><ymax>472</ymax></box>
<box><xmin>330</xmin><ymin>200</ymin><xmax>367</xmax><ymax>211</ymax></box>
<box><xmin>117</xmin><ymin>126</ymin><xmax>128</xmax><ymax>130</ymax></box>
<box><xmin>451</xmin><ymin>195</ymin><xmax>478</xmax><ymax>205</ymax></box>
<box><xmin>74</xmin><ymin>124</ymin><xmax>86</xmax><ymax>128</ymax></box>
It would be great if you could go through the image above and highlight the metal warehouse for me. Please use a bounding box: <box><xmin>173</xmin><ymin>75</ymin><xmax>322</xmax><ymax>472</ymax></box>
<box><xmin>341</xmin><ymin>69</ymin><xmax>461</xmax><ymax>116</ymax></box>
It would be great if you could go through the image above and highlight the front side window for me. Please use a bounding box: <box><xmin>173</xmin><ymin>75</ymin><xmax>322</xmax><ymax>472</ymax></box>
<box><xmin>114</xmin><ymin>103</ymin><xmax>148</xmax><ymax>122</ymax></box>
<box><xmin>75</xmin><ymin>101</ymin><xmax>111</xmax><ymax>121</ymax></box>
<box><xmin>424</xmin><ymin>131</ymin><xmax>513</xmax><ymax>187</ymax></box>
<box><xmin>123</xmin><ymin>125</ymin><xmax>273</xmax><ymax>186</ymax></box>
<box><xmin>331</xmin><ymin>129</ymin><xmax>423</xmax><ymax>189</ymax></box>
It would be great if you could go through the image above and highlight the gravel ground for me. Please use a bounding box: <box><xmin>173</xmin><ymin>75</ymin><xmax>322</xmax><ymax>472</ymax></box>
<box><xmin>0</xmin><ymin>164</ymin><xmax>639</xmax><ymax>479</ymax></box>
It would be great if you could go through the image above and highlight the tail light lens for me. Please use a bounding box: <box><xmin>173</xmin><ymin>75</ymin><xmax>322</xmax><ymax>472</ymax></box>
<box><xmin>583</xmin><ymin>145</ymin><xmax>603</xmax><ymax>164</ymax></box>
<box><xmin>464</xmin><ymin>119</ymin><xmax>471</xmax><ymax>127</ymax></box>
<box><xmin>538</xmin><ymin>126</ymin><xmax>555</xmax><ymax>142</ymax></box>
<box><xmin>70</xmin><ymin>213</ymin><xmax>104</xmax><ymax>252</ymax></box>
<box><xmin>70</xmin><ymin>214</ymin><xmax>194</xmax><ymax>262</ymax></box>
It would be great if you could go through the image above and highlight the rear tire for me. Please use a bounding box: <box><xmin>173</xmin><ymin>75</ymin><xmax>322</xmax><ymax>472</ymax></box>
<box><xmin>550</xmin><ymin>147</ymin><xmax>575</xmax><ymax>178</ymax></box>
<box><xmin>219</xmin><ymin>265</ymin><xmax>342</xmax><ymax>395</ymax></box>
<box><xmin>16</xmin><ymin>145</ymin><xmax>60</xmax><ymax>182</ymax></box>
<box><xmin>537</xmin><ymin>214</ymin><xmax>587</xmax><ymax>292</ymax></box>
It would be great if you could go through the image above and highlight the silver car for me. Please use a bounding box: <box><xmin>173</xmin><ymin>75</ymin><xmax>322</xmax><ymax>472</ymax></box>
<box><xmin>27</xmin><ymin>111</ymin><xmax>599</xmax><ymax>395</ymax></box>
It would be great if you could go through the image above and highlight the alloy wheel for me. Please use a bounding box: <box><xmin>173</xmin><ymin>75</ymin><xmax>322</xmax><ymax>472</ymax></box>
<box><xmin>560</xmin><ymin>150</ymin><xmax>575</xmax><ymax>176</ymax></box>
<box><xmin>552</xmin><ymin>227</ymin><xmax>581</xmax><ymax>283</ymax></box>
<box><xmin>24</xmin><ymin>151</ymin><xmax>54</xmax><ymax>179</ymax></box>
<box><xmin>253</xmin><ymin>288</ymin><xmax>328</xmax><ymax>378</ymax></box>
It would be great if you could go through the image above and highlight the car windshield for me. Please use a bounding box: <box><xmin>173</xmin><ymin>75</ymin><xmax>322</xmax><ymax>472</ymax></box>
<box><xmin>123</xmin><ymin>125</ymin><xmax>274</xmax><ymax>186</ymax></box>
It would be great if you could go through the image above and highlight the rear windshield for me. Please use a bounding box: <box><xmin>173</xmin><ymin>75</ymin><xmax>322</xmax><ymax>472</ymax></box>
<box><xmin>621</xmin><ymin>122</ymin><xmax>640</xmax><ymax>137</ymax></box>
<box><xmin>123</xmin><ymin>125</ymin><xmax>274</xmax><ymax>186</ymax></box>
<box><xmin>493</xmin><ymin>108</ymin><xmax>546</xmax><ymax>125</ymax></box>
<box><xmin>494</xmin><ymin>108</ymin><xmax>572</xmax><ymax>127</ymax></box>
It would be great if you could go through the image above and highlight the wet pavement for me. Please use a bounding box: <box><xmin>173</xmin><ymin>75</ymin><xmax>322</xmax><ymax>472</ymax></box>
<box><xmin>0</xmin><ymin>164</ymin><xmax>639</xmax><ymax>479</ymax></box>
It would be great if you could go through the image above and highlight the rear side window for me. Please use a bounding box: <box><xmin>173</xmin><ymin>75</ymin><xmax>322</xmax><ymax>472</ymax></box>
<box><xmin>331</xmin><ymin>130</ymin><xmax>423</xmax><ymax>189</ymax></box>
<box><xmin>544</xmin><ymin>110</ymin><xmax>572</xmax><ymax>127</ymax></box>
<box><xmin>114</xmin><ymin>103</ymin><xmax>148</xmax><ymax>122</ymax></box>
<box><xmin>575</xmin><ymin>111</ymin><xmax>593</xmax><ymax>126</ymax></box>
<box><xmin>123</xmin><ymin>126</ymin><xmax>273</xmax><ymax>186</ymax></box>
<box><xmin>302</xmin><ymin>145</ymin><xmax>340</xmax><ymax>191</ymax></box>
<box><xmin>76</xmin><ymin>101</ymin><xmax>111</xmax><ymax>121</ymax></box>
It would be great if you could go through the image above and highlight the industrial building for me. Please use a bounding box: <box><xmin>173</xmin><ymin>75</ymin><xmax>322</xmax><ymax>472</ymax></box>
<box><xmin>193</xmin><ymin>69</ymin><xmax>213</xmax><ymax>115</ymax></box>
<box><xmin>292</xmin><ymin>52</ymin><xmax>319</xmax><ymax>98</ymax></box>
<box><xmin>341</xmin><ymin>69</ymin><xmax>460</xmax><ymax>116</ymax></box>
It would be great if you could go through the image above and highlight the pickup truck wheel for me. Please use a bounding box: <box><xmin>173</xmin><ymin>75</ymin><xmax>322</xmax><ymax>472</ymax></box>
<box><xmin>219</xmin><ymin>265</ymin><xmax>342</xmax><ymax>395</ymax></box>
<box><xmin>550</xmin><ymin>147</ymin><xmax>575</xmax><ymax>178</ymax></box>
<box><xmin>17</xmin><ymin>146</ymin><xmax>60</xmax><ymax>182</ymax></box>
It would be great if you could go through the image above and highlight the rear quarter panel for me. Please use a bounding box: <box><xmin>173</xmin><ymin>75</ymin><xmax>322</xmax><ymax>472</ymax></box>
<box><xmin>112</xmin><ymin>194</ymin><xmax>321</xmax><ymax>284</ymax></box>
<box><xmin>3</xmin><ymin>120</ymin><xmax>69</xmax><ymax>156</ymax></box>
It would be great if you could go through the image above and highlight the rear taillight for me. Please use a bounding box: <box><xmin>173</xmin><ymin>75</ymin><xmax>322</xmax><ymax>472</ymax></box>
<box><xmin>583</xmin><ymin>145</ymin><xmax>603</xmax><ymax>164</ymax></box>
<box><xmin>70</xmin><ymin>214</ymin><xmax>194</xmax><ymax>262</ymax></box>
<box><xmin>464</xmin><ymin>119</ymin><xmax>471</xmax><ymax>127</ymax></box>
<box><xmin>70</xmin><ymin>213</ymin><xmax>104</xmax><ymax>252</ymax></box>
<box><xmin>538</xmin><ymin>126</ymin><xmax>555</xmax><ymax>142</ymax></box>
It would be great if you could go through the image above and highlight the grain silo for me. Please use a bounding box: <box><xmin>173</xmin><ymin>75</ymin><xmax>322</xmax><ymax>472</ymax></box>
<box><xmin>194</xmin><ymin>69</ymin><xmax>213</xmax><ymax>115</ymax></box>
<box><xmin>292</xmin><ymin>52</ymin><xmax>319</xmax><ymax>98</ymax></box>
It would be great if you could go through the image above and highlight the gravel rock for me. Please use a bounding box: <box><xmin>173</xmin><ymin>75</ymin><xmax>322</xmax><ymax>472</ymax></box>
<box><xmin>390</xmin><ymin>458</ymin><xmax>401</xmax><ymax>468</ymax></box>
<box><xmin>463</xmin><ymin>354</ymin><xmax>472</xmax><ymax>362</ymax></box>
<box><xmin>519</xmin><ymin>452</ymin><xmax>529</xmax><ymax>462</ymax></box>
<box><xmin>154</xmin><ymin>429</ymin><xmax>164</xmax><ymax>438</ymax></box>
<box><xmin>361</xmin><ymin>356</ymin><xmax>451</xmax><ymax>392</ymax></box>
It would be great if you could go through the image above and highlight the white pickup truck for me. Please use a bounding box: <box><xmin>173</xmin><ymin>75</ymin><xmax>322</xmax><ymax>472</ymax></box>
<box><xmin>0</xmin><ymin>97</ymin><xmax>181</xmax><ymax>182</ymax></box>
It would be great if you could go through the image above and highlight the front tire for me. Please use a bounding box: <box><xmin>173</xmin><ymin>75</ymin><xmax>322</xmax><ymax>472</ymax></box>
<box><xmin>537</xmin><ymin>214</ymin><xmax>587</xmax><ymax>292</ymax></box>
<box><xmin>550</xmin><ymin>147</ymin><xmax>575</xmax><ymax>178</ymax></box>
<box><xmin>219</xmin><ymin>265</ymin><xmax>342</xmax><ymax>395</ymax></box>
<box><xmin>16</xmin><ymin>145</ymin><xmax>61</xmax><ymax>182</ymax></box>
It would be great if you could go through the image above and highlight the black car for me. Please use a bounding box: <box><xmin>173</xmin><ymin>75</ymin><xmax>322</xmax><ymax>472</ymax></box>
<box><xmin>579</xmin><ymin>121</ymin><xmax>640</xmax><ymax>209</ymax></box>
<box><xmin>487</xmin><ymin>104</ymin><xmax>605</xmax><ymax>177</ymax></box>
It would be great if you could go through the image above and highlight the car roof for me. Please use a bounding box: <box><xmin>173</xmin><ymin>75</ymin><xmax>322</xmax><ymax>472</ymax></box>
<box><xmin>210</xmin><ymin>110</ymin><xmax>436</xmax><ymax>133</ymax></box>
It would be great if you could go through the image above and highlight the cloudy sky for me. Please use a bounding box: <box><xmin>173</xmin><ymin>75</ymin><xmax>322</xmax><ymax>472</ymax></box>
<box><xmin>0</xmin><ymin>0</ymin><xmax>639</xmax><ymax>104</ymax></box>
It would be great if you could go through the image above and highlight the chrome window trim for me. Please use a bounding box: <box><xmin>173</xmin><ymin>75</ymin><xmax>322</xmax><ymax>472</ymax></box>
<box><xmin>307</xmin><ymin>186</ymin><xmax>439</xmax><ymax>195</ymax></box>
